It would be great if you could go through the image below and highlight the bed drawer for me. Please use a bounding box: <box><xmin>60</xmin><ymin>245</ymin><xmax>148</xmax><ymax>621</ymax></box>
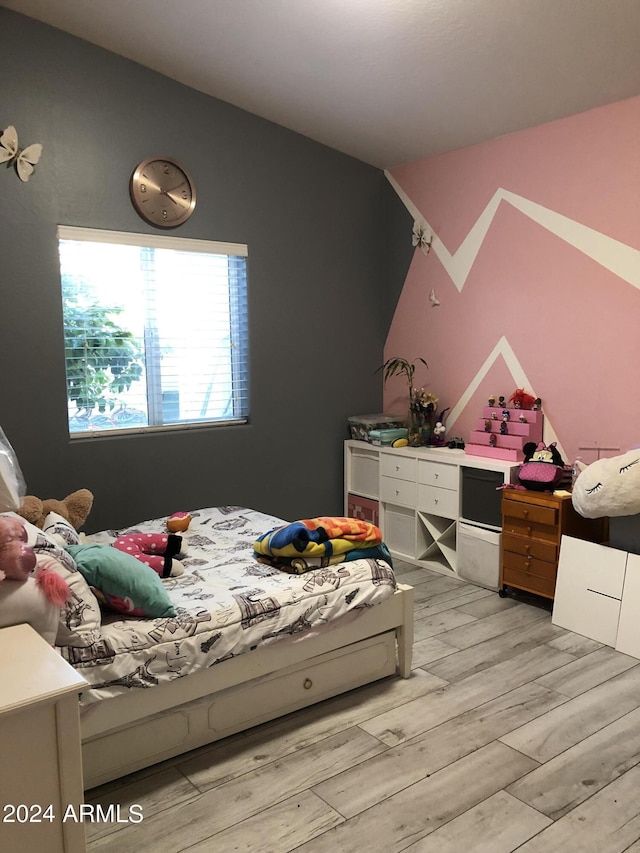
<box><xmin>208</xmin><ymin>632</ymin><xmax>397</xmax><ymax>734</ymax></box>
<box><xmin>82</xmin><ymin>632</ymin><xmax>397</xmax><ymax>787</ymax></box>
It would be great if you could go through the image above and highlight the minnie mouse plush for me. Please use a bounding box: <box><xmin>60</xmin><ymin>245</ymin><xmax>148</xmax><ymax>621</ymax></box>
<box><xmin>518</xmin><ymin>442</ymin><xmax>565</xmax><ymax>491</ymax></box>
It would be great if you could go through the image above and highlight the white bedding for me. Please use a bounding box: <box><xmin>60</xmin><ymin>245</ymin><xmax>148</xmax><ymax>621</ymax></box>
<box><xmin>60</xmin><ymin>506</ymin><xmax>397</xmax><ymax>706</ymax></box>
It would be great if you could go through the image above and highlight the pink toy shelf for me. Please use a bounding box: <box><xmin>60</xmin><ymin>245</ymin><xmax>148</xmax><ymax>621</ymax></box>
<box><xmin>466</xmin><ymin>406</ymin><xmax>543</xmax><ymax>462</ymax></box>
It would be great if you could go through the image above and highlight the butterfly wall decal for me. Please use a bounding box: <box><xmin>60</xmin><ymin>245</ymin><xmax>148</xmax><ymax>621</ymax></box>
<box><xmin>411</xmin><ymin>221</ymin><xmax>433</xmax><ymax>255</ymax></box>
<box><xmin>0</xmin><ymin>125</ymin><xmax>43</xmax><ymax>182</ymax></box>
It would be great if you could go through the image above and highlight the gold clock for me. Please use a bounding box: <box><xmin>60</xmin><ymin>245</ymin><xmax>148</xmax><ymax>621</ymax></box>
<box><xmin>130</xmin><ymin>156</ymin><xmax>196</xmax><ymax>228</ymax></box>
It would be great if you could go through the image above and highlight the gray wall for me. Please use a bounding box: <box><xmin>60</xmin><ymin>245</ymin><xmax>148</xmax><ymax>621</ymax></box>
<box><xmin>0</xmin><ymin>9</ymin><xmax>412</xmax><ymax>531</ymax></box>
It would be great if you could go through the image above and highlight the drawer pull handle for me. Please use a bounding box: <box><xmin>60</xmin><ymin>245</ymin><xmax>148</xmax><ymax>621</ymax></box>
<box><xmin>435</xmin><ymin>472</ymin><xmax>439</xmax><ymax>479</ymax></box>
<box><xmin>303</xmin><ymin>678</ymin><xmax>313</xmax><ymax>690</ymax></box>
<box><xmin>434</xmin><ymin>498</ymin><xmax>438</xmax><ymax>504</ymax></box>
<box><xmin>396</xmin><ymin>490</ymin><xmax>400</xmax><ymax>496</ymax></box>
<box><xmin>523</xmin><ymin>509</ymin><xmax>529</xmax><ymax>517</ymax></box>
<box><xmin>527</xmin><ymin>526</ymin><xmax>532</xmax><ymax>535</ymax></box>
<box><xmin>395</xmin><ymin>465</ymin><xmax>399</xmax><ymax>472</ymax></box>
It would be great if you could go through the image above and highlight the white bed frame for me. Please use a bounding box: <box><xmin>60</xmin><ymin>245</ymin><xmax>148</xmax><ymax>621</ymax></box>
<box><xmin>81</xmin><ymin>583</ymin><xmax>413</xmax><ymax>789</ymax></box>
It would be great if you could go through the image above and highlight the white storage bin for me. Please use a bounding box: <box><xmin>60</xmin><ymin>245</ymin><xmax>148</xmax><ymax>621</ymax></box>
<box><xmin>457</xmin><ymin>522</ymin><xmax>502</xmax><ymax>591</ymax></box>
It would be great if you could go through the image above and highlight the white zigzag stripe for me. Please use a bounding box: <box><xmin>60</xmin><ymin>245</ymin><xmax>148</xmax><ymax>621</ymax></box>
<box><xmin>385</xmin><ymin>171</ymin><xmax>640</xmax><ymax>291</ymax></box>
<box><xmin>445</xmin><ymin>335</ymin><xmax>565</xmax><ymax>460</ymax></box>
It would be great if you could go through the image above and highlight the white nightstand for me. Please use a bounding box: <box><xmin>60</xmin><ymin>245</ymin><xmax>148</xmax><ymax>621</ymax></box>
<box><xmin>0</xmin><ymin>624</ymin><xmax>87</xmax><ymax>853</ymax></box>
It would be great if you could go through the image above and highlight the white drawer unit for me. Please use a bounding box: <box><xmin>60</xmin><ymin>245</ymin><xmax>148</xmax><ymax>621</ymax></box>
<box><xmin>418</xmin><ymin>459</ymin><xmax>458</xmax><ymax>490</ymax></box>
<box><xmin>418</xmin><ymin>483</ymin><xmax>459</xmax><ymax>520</ymax></box>
<box><xmin>381</xmin><ymin>453</ymin><xmax>417</xmax><ymax>482</ymax></box>
<box><xmin>553</xmin><ymin>536</ymin><xmax>627</xmax><ymax>647</ymax></box>
<box><xmin>381</xmin><ymin>476</ymin><xmax>417</xmax><ymax>507</ymax></box>
<box><xmin>344</xmin><ymin>441</ymin><xmax>516</xmax><ymax>579</ymax></box>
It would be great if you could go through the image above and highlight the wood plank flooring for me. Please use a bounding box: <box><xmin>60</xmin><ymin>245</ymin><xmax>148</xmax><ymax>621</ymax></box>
<box><xmin>86</xmin><ymin>561</ymin><xmax>640</xmax><ymax>852</ymax></box>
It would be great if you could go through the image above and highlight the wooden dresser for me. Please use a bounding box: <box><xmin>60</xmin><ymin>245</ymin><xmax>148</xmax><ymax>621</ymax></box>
<box><xmin>500</xmin><ymin>488</ymin><xmax>607</xmax><ymax>600</ymax></box>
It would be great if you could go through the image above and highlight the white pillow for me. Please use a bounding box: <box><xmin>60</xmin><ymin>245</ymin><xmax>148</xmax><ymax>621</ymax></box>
<box><xmin>42</xmin><ymin>511</ymin><xmax>81</xmax><ymax>546</ymax></box>
<box><xmin>0</xmin><ymin>514</ymin><xmax>102</xmax><ymax>647</ymax></box>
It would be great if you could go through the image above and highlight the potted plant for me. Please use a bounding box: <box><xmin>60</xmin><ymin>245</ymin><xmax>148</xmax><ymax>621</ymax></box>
<box><xmin>377</xmin><ymin>356</ymin><xmax>429</xmax><ymax>446</ymax></box>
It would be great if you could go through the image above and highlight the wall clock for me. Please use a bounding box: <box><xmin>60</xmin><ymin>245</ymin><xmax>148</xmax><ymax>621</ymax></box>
<box><xmin>130</xmin><ymin>156</ymin><xmax>196</xmax><ymax>228</ymax></box>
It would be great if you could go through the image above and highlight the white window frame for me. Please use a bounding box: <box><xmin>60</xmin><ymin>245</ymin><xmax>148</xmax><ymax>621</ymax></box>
<box><xmin>57</xmin><ymin>226</ymin><xmax>249</xmax><ymax>439</ymax></box>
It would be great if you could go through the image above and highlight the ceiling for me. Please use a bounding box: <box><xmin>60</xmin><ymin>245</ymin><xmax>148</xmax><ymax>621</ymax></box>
<box><xmin>3</xmin><ymin>0</ymin><xmax>640</xmax><ymax>169</ymax></box>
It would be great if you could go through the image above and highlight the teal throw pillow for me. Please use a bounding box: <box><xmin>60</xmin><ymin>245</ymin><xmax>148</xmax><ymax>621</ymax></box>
<box><xmin>65</xmin><ymin>543</ymin><xmax>176</xmax><ymax>618</ymax></box>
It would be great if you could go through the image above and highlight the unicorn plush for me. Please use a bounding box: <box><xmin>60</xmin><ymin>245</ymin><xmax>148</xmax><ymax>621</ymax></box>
<box><xmin>572</xmin><ymin>449</ymin><xmax>640</xmax><ymax>518</ymax></box>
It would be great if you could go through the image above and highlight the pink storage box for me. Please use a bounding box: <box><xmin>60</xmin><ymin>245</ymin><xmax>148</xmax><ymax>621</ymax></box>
<box><xmin>347</xmin><ymin>494</ymin><xmax>380</xmax><ymax>527</ymax></box>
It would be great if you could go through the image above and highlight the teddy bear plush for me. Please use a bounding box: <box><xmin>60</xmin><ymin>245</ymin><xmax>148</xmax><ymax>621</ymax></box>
<box><xmin>17</xmin><ymin>489</ymin><xmax>94</xmax><ymax>532</ymax></box>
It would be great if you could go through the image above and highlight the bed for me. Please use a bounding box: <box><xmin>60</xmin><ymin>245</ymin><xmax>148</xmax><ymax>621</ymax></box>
<box><xmin>46</xmin><ymin>506</ymin><xmax>413</xmax><ymax>789</ymax></box>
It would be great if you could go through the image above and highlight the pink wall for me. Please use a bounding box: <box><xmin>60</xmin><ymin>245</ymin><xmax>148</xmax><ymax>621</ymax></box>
<box><xmin>385</xmin><ymin>96</ymin><xmax>640</xmax><ymax>465</ymax></box>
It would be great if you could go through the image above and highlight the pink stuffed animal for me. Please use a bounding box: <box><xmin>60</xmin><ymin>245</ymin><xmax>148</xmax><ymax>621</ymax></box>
<box><xmin>0</xmin><ymin>516</ymin><xmax>36</xmax><ymax>581</ymax></box>
<box><xmin>113</xmin><ymin>532</ymin><xmax>185</xmax><ymax>578</ymax></box>
<box><xmin>0</xmin><ymin>516</ymin><xmax>70</xmax><ymax>607</ymax></box>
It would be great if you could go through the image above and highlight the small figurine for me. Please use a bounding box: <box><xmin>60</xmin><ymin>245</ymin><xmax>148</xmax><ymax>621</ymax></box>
<box><xmin>514</xmin><ymin>401</ymin><xmax>521</xmax><ymax>409</ymax></box>
<box><xmin>532</xmin><ymin>397</ymin><xmax>542</xmax><ymax>411</ymax></box>
<box><xmin>489</xmin><ymin>434</ymin><xmax>497</xmax><ymax>447</ymax></box>
<box><xmin>518</xmin><ymin>413</ymin><xmax>527</xmax><ymax>423</ymax></box>
<box><xmin>491</xmin><ymin>412</ymin><xmax>498</xmax><ymax>420</ymax></box>
<box><xmin>500</xmin><ymin>421</ymin><xmax>508</xmax><ymax>435</ymax></box>
<box><xmin>488</xmin><ymin>394</ymin><xmax>496</xmax><ymax>407</ymax></box>
<box><xmin>498</xmin><ymin>396</ymin><xmax>505</xmax><ymax>407</ymax></box>
<box><xmin>502</xmin><ymin>410</ymin><xmax>510</xmax><ymax>421</ymax></box>
<box><xmin>484</xmin><ymin>419</ymin><xmax>492</xmax><ymax>432</ymax></box>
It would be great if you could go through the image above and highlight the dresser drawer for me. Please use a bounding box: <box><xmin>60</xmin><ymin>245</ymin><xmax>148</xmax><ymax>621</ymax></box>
<box><xmin>418</xmin><ymin>460</ymin><xmax>458</xmax><ymax>491</ymax></box>
<box><xmin>502</xmin><ymin>566</ymin><xmax>556</xmax><ymax>599</ymax></box>
<box><xmin>502</xmin><ymin>516</ymin><xmax>557</xmax><ymax>544</ymax></box>
<box><xmin>418</xmin><ymin>484</ymin><xmax>458</xmax><ymax>519</ymax></box>
<box><xmin>502</xmin><ymin>533</ymin><xmax>557</xmax><ymax>563</ymax></box>
<box><xmin>380</xmin><ymin>454</ymin><xmax>417</xmax><ymax>483</ymax></box>
<box><xmin>503</xmin><ymin>498</ymin><xmax>558</xmax><ymax>528</ymax></box>
<box><xmin>502</xmin><ymin>549</ymin><xmax>557</xmax><ymax>581</ymax></box>
<box><xmin>381</xmin><ymin>476</ymin><xmax>417</xmax><ymax>507</ymax></box>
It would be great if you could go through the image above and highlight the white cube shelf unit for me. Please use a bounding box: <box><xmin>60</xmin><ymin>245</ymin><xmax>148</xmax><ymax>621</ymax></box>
<box><xmin>345</xmin><ymin>440</ymin><xmax>517</xmax><ymax>577</ymax></box>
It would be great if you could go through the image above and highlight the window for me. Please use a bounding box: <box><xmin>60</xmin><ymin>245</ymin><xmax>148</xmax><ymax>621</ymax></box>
<box><xmin>57</xmin><ymin>226</ymin><xmax>249</xmax><ymax>437</ymax></box>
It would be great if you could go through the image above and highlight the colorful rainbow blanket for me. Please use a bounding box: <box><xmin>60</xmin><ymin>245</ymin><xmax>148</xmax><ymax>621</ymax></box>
<box><xmin>253</xmin><ymin>516</ymin><xmax>390</xmax><ymax>572</ymax></box>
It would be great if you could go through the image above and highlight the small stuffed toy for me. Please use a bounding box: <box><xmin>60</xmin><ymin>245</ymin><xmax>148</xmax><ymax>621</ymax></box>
<box><xmin>112</xmin><ymin>532</ymin><xmax>186</xmax><ymax>578</ymax></box>
<box><xmin>17</xmin><ymin>489</ymin><xmax>94</xmax><ymax>532</ymax></box>
<box><xmin>0</xmin><ymin>515</ymin><xmax>36</xmax><ymax>581</ymax></box>
<box><xmin>572</xmin><ymin>449</ymin><xmax>640</xmax><ymax>518</ymax></box>
<box><xmin>167</xmin><ymin>511</ymin><xmax>192</xmax><ymax>533</ymax></box>
<box><xmin>0</xmin><ymin>516</ymin><xmax>70</xmax><ymax>606</ymax></box>
<box><xmin>518</xmin><ymin>441</ymin><xmax>565</xmax><ymax>491</ymax></box>
<box><xmin>508</xmin><ymin>388</ymin><xmax>537</xmax><ymax>410</ymax></box>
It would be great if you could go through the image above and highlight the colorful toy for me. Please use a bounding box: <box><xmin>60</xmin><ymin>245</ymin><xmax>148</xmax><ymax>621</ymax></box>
<box><xmin>167</xmin><ymin>511</ymin><xmax>192</xmax><ymax>533</ymax></box>
<box><xmin>0</xmin><ymin>515</ymin><xmax>36</xmax><ymax>581</ymax></box>
<box><xmin>112</xmin><ymin>532</ymin><xmax>186</xmax><ymax>578</ymax></box>
<box><xmin>518</xmin><ymin>441</ymin><xmax>565</xmax><ymax>491</ymax></box>
<box><xmin>508</xmin><ymin>388</ymin><xmax>536</xmax><ymax>410</ymax></box>
<box><xmin>0</xmin><ymin>516</ymin><xmax>70</xmax><ymax>606</ymax></box>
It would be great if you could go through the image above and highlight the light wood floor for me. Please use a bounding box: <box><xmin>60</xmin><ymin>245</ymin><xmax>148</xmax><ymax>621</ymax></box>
<box><xmin>86</xmin><ymin>561</ymin><xmax>640</xmax><ymax>852</ymax></box>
